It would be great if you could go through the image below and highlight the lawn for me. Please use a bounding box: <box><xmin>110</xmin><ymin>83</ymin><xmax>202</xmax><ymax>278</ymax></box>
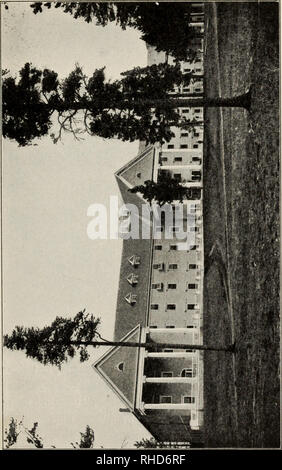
<box><xmin>203</xmin><ymin>2</ymin><xmax>279</xmax><ymax>447</ymax></box>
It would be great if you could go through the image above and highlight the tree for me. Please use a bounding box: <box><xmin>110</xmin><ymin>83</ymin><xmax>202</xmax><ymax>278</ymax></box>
<box><xmin>4</xmin><ymin>417</ymin><xmax>94</xmax><ymax>449</ymax></box>
<box><xmin>30</xmin><ymin>2</ymin><xmax>197</xmax><ymax>61</ymax></box>
<box><xmin>3</xmin><ymin>62</ymin><xmax>251</xmax><ymax>147</ymax></box>
<box><xmin>134</xmin><ymin>437</ymin><xmax>191</xmax><ymax>449</ymax></box>
<box><xmin>4</xmin><ymin>310</ymin><xmax>235</xmax><ymax>370</ymax></box>
<box><xmin>129</xmin><ymin>171</ymin><xmax>201</xmax><ymax>206</ymax></box>
<box><xmin>71</xmin><ymin>425</ymin><xmax>95</xmax><ymax>449</ymax></box>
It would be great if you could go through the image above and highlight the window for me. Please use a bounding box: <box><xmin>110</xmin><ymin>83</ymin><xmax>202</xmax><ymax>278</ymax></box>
<box><xmin>151</xmin><ymin>304</ymin><xmax>159</xmax><ymax>310</ymax></box>
<box><xmin>160</xmin><ymin>396</ymin><xmax>172</xmax><ymax>404</ymax></box>
<box><xmin>117</xmin><ymin>362</ymin><xmax>124</xmax><ymax>372</ymax></box>
<box><xmin>195</xmin><ymin>109</ymin><xmax>201</xmax><ymax>113</ymax></box>
<box><xmin>189</xmin><ymin>245</ymin><xmax>197</xmax><ymax>250</ymax></box>
<box><xmin>152</xmin><ymin>283</ymin><xmax>164</xmax><ymax>291</ymax></box>
<box><xmin>168</xmin><ymin>283</ymin><xmax>177</xmax><ymax>289</ymax></box>
<box><xmin>182</xmin><ymin>396</ymin><xmax>195</xmax><ymax>404</ymax></box>
<box><xmin>166</xmin><ymin>325</ymin><xmax>175</xmax><ymax>328</ymax></box>
<box><xmin>167</xmin><ymin>304</ymin><xmax>176</xmax><ymax>310</ymax></box>
<box><xmin>194</xmin><ymin>132</ymin><xmax>199</xmax><ymax>137</ymax></box>
<box><xmin>174</xmin><ymin>173</ymin><xmax>182</xmax><ymax>181</ymax></box>
<box><xmin>127</xmin><ymin>273</ymin><xmax>138</xmax><ymax>285</ymax></box>
<box><xmin>195</xmin><ymin>88</ymin><xmax>202</xmax><ymax>92</ymax></box>
<box><xmin>186</xmin><ymin>325</ymin><xmax>194</xmax><ymax>329</ymax></box>
<box><xmin>181</xmin><ymin>132</ymin><xmax>188</xmax><ymax>137</ymax></box>
<box><xmin>180</xmin><ymin>144</ymin><xmax>188</xmax><ymax>149</ymax></box>
<box><xmin>187</xmin><ymin>304</ymin><xmax>196</xmax><ymax>310</ymax></box>
<box><xmin>169</xmin><ymin>263</ymin><xmax>178</xmax><ymax>269</ymax></box>
<box><xmin>174</xmin><ymin>157</ymin><xmax>182</xmax><ymax>162</ymax></box>
<box><xmin>153</xmin><ymin>263</ymin><xmax>165</xmax><ymax>271</ymax></box>
<box><xmin>163</xmin><ymin>349</ymin><xmax>173</xmax><ymax>352</ymax></box>
<box><xmin>190</xmin><ymin>226</ymin><xmax>199</xmax><ymax>232</ymax></box>
<box><xmin>161</xmin><ymin>372</ymin><xmax>173</xmax><ymax>377</ymax></box>
<box><xmin>192</xmin><ymin>156</ymin><xmax>201</xmax><ymax>162</ymax></box>
<box><xmin>155</xmin><ymin>226</ymin><xmax>164</xmax><ymax>233</ymax></box>
<box><xmin>193</xmin><ymin>144</ymin><xmax>199</xmax><ymax>149</ymax></box>
<box><xmin>184</xmin><ymin>68</ymin><xmax>191</xmax><ymax>72</ymax></box>
<box><xmin>170</xmin><ymin>245</ymin><xmax>178</xmax><ymax>251</ymax></box>
<box><xmin>189</xmin><ymin>264</ymin><xmax>197</xmax><ymax>270</ymax></box>
<box><xmin>167</xmin><ymin>144</ymin><xmax>174</xmax><ymax>149</ymax></box>
<box><xmin>188</xmin><ymin>284</ymin><xmax>198</xmax><ymax>289</ymax></box>
<box><xmin>154</xmin><ymin>245</ymin><xmax>162</xmax><ymax>251</ymax></box>
<box><xmin>136</xmin><ymin>172</ymin><xmax>141</xmax><ymax>178</ymax></box>
<box><xmin>171</xmin><ymin>227</ymin><xmax>180</xmax><ymax>233</ymax></box>
<box><xmin>182</xmin><ymin>109</ymin><xmax>189</xmax><ymax>113</ymax></box>
<box><xmin>150</xmin><ymin>325</ymin><xmax>158</xmax><ymax>329</ymax></box>
<box><xmin>161</xmin><ymin>157</ymin><xmax>168</xmax><ymax>162</ymax></box>
<box><xmin>124</xmin><ymin>293</ymin><xmax>137</xmax><ymax>305</ymax></box>
<box><xmin>181</xmin><ymin>368</ymin><xmax>193</xmax><ymax>378</ymax></box>
<box><xmin>127</xmin><ymin>255</ymin><xmax>141</xmax><ymax>266</ymax></box>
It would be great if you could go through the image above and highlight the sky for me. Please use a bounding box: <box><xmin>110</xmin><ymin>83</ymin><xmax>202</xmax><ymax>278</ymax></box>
<box><xmin>2</xmin><ymin>1</ymin><xmax>152</xmax><ymax>449</ymax></box>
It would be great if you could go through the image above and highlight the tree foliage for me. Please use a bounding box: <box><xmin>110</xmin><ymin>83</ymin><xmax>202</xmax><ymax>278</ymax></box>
<box><xmin>30</xmin><ymin>2</ymin><xmax>196</xmax><ymax>61</ymax></box>
<box><xmin>4</xmin><ymin>309</ymin><xmax>101</xmax><ymax>369</ymax></box>
<box><xmin>4</xmin><ymin>417</ymin><xmax>94</xmax><ymax>449</ymax></box>
<box><xmin>71</xmin><ymin>425</ymin><xmax>95</xmax><ymax>449</ymax></box>
<box><xmin>3</xmin><ymin>62</ymin><xmax>196</xmax><ymax>147</ymax></box>
<box><xmin>129</xmin><ymin>171</ymin><xmax>200</xmax><ymax>206</ymax></box>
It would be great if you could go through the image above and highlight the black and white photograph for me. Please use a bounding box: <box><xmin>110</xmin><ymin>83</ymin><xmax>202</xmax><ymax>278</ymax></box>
<box><xmin>1</xmin><ymin>0</ymin><xmax>280</xmax><ymax>451</ymax></box>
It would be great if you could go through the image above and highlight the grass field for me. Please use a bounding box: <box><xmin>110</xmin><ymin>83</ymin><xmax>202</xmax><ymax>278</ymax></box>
<box><xmin>203</xmin><ymin>2</ymin><xmax>279</xmax><ymax>447</ymax></box>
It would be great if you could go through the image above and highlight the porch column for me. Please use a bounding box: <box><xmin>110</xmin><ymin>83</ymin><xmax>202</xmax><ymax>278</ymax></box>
<box><xmin>143</xmin><ymin>377</ymin><xmax>196</xmax><ymax>384</ymax></box>
<box><xmin>145</xmin><ymin>351</ymin><xmax>195</xmax><ymax>358</ymax></box>
<box><xmin>143</xmin><ymin>403</ymin><xmax>195</xmax><ymax>410</ymax></box>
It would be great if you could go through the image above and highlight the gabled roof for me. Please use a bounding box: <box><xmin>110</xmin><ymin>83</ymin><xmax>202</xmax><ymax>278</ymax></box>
<box><xmin>92</xmin><ymin>325</ymin><xmax>142</xmax><ymax>411</ymax></box>
<box><xmin>113</xmin><ymin>145</ymin><xmax>155</xmax><ymax>341</ymax></box>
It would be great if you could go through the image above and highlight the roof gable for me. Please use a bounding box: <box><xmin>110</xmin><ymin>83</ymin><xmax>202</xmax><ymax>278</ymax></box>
<box><xmin>116</xmin><ymin>145</ymin><xmax>155</xmax><ymax>190</ymax></box>
<box><xmin>93</xmin><ymin>325</ymin><xmax>142</xmax><ymax>410</ymax></box>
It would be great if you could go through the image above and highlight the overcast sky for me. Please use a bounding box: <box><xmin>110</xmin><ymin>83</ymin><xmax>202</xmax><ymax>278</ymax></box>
<box><xmin>2</xmin><ymin>1</ymin><xmax>151</xmax><ymax>448</ymax></box>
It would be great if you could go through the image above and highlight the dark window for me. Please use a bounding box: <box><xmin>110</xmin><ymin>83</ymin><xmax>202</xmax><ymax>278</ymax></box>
<box><xmin>170</xmin><ymin>245</ymin><xmax>178</xmax><ymax>251</ymax></box>
<box><xmin>183</xmin><ymin>396</ymin><xmax>195</xmax><ymax>403</ymax></box>
<box><xmin>188</xmin><ymin>284</ymin><xmax>197</xmax><ymax>289</ymax></box>
<box><xmin>189</xmin><ymin>264</ymin><xmax>197</xmax><ymax>269</ymax></box>
<box><xmin>169</xmin><ymin>263</ymin><xmax>178</xmax><ymax>269</ymax></box>
<box><xmin>174</xmin><ymin>157</ymin><xmax>182</xmax><ymax>162</ymax></box>
<box><xmin>193</xmin><ymin>144</ymin><xmax>199</xmax><ymax>149</ymax></box>
<box><xmin>168</xmin><ymin>284</ymin><xmax>177</xmax><ymax>289</ymax></box>
<box><xmin>154</xmin><ymin>245</ymin><xmax>162</xmax><ymax>250</ymax></box>
<box><xmin>174</xmin><ymin>174</ymin><xmax>182</xmax><ymax>181</ymax></box>
<box><xmin>167</xmin><ymin>144</ymin><xmax>174</xmax><ymax>149</ymax></box>
<box><xmin>151</xmin><ymin>304</ymin><xmax>159</xmax><ymax>310</ymax></box>
<box><xmin>180</xmin><ymin>144</ymin><xmax>188</xmax><ymax>149</ymax></box>
<box><xmin>162</xmin><ymin>372</ymin><xmax>173</xmax><ymax>377</ymax></box>
<box><xmin>160</xmin><ymin>396</ymin><xmax>172</xmax><ymax>403</ymax></box>
<box><xmin>181</xmin><ymin>133</ymin><xmax>188</xmax><ymax>137</ymax></box>
<box><xmin>167</xmin><ymin>304</ymin><xmax>176</xmax><ymax>310</ymax></box>
<box><xmin>187</xmin><ymin>304</ymin><xmax>196</xmax><ymax>310</ymax></box>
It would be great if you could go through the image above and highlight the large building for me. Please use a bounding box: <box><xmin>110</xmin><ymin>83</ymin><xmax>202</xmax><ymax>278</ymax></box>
<box><xmin>93</xmin><ymin>5</ymin><xmax>205</xmax><ymax>445</ymax></box>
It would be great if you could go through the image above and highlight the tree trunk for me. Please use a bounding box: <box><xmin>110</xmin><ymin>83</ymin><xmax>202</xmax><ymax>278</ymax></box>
<box><xmin>50</xmin><ymin>89</ymin><xmax>251</xmax><ymax>113</ymax></box>
<box><xmin>70</xmin><ymin>340</ymin><xmax>235</xmax><ymax>352</ymax></box>
<box><xmin>167</xmin><ymin>90</ymin><xmax>251</xmax><ymax>110</ymax></box>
